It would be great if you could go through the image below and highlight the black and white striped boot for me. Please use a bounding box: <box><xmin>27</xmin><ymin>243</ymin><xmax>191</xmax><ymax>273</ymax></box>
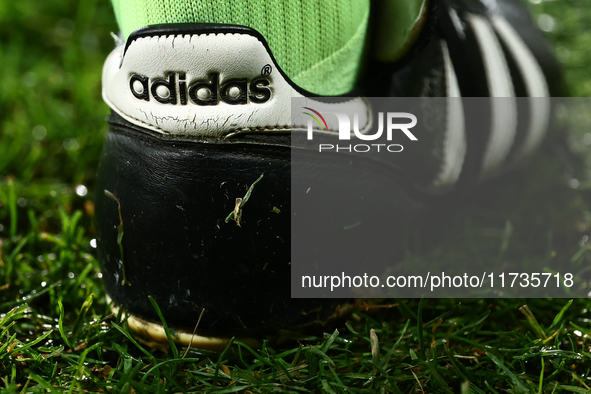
<box><xmin>366</xmin><ymin>0</ymin><xmax>563</xmax><ymax>190</ymax></box>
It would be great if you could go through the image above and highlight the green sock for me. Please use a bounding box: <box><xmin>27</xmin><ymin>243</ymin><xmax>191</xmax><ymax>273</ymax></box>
<box><xmin>373</xmin><ymin>0</ymin><xmax>428</xmax><ymax>62</ymax></box>
<box><xmin>109</xmin><ymin>0</ymin><xmax>370</xmax><ymax>96</ymax></box>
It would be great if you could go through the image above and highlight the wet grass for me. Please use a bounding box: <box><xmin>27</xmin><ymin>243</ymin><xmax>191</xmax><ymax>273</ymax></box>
<box><xmin>1</xmin><ymin>0</ymin><xmax>591</xmax><ymax>392</ymax></box>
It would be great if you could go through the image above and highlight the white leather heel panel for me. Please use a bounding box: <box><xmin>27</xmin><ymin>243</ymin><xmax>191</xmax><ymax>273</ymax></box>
<box><xmin>102</xmin><ymin>32</ymin><xmax>371</xmax><ymax>139</ymax></box>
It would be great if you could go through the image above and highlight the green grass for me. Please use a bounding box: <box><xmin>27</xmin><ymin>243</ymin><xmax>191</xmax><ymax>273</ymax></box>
<box><xmin>1</xmin><ymin>0</ymin><xmax>591</xmax><ymax>392</ymax></box>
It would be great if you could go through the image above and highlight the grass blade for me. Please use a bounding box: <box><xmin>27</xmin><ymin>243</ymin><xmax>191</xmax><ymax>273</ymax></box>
<box><xmin>58</xmin><ymin>300</ymin><xmax>72</xmax><ymax>349</ymax></box>
<box><xmin>148</xmin><ymin>295</ymin><xmax>179</xmax><ymax>359</ymax></box>
<box><xmin>486</xmin><ymin>351</ymin><xmax>528</xmax><ymax>393</ymax></box>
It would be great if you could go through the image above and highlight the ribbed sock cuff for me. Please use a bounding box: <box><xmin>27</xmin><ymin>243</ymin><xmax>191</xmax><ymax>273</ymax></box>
<box><xmin>110</xmin><ymin>0</ymin><xmax>370</xmax><ymax>95</ymax></box>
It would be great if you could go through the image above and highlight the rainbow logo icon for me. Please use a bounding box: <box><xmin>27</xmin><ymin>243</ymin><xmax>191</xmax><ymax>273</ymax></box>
<box><xmin>302</xmin><ymin>107</ymin><xmax>328</xmax><ymax>131</ymax></box>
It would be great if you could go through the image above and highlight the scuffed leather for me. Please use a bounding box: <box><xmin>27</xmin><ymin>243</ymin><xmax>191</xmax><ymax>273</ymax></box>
<box><xmin>102</xmin><ymin>25</ymin><xmax>371</xmax><ymax>140</ymax></box>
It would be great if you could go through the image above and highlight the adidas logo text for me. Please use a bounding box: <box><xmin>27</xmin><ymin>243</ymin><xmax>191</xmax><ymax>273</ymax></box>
<box><xmin>130</xmin><ymin>72</ymin><xmax>272</xmax><ymax>105</ymax></box>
